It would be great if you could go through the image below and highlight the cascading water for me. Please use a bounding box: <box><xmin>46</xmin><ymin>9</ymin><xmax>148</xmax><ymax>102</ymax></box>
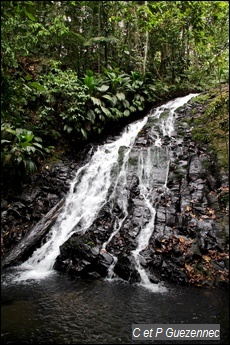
<box><xmin>13</xmin><ymin>116</ymin><xmax>148</xmax><ymax>282</ymax></box>
<box><xmin>12</xmin><ymin>94</ymin><xmax>199</xmax><ymax>291</ymax></box>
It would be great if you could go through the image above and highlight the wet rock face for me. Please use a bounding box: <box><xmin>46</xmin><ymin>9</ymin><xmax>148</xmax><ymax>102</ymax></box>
<box><xmin>145</xmin><ymin>103</ymin><xmax>229</xmax><ymax>287</ymax></box>
<box><xmin>1</xmin><ymin>100</ymin><xmax>229</xmax><ymax>287</ymax></box>
<box><xmin>2</xmin><ymin>198</ymin><xmax>65</xmax><ymax>268</ymax></box>
<box><xmin>53</xmin><ymin>100</ymin><xmax>229</xmax><ymax>287</ymax></box>
<box><xmin>1</xmin><ymin>156</ymin><xmax>82</xmax><ymax>257</ymax></box>
<box><xmin>53</xmin><ymin>232</ymin><xmax>114</xmax><ymax>279</ymax></box>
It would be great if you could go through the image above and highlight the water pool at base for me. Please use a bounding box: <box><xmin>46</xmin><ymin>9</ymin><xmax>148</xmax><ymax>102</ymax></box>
<box><xmin>1</xmin><ymin>271</ymin><xmax>229</xmax><ymax>344</ymax></box>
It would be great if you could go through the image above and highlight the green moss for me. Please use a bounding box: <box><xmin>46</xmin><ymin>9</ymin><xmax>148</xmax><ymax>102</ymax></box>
<box><xmin>128</xmin><ymin>156</ymin><xmax>138</xmax><ymax>166</ymax></box>
<box><xmin>86</xmin><ymin>240</ymin><xmax>95</xmax><ymax>247</ymax></box>
<box><xmin>118</xmin><ymin>146</ymin><xmax>126</xmax><ymax>165</ymax></box>
<box><xmin>160</xmin><ymin>110</ymin><xmax>170</xmax><ymax>119</ymax></box>
<box><xmin>189</xmin><ymin>93</ymin><xmax>211</xmax><ymax>104</ymax></box>
<box><xmin>189</xmin><ymin>85</ymin><xmax>229</xmax><ymax>173</ymax></box>
<box><xmin>184</xmin><ymin>115</ymin><xmax>190</xmax><ymax>121</ymax></box>
<box><xmin>177</xmin><ymin>128</ymin><xmax>185</xmax><ymax>137</ymax></box>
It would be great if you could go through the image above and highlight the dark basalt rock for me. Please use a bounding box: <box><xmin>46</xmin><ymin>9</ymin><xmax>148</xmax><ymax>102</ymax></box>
<box><xmin>1</xmin><ymin>97</ymin><xmax>229</xmax><ymax>288</ymax></box>
<box><xmin>2</xmin><ymin>198</ymin><xmax>65</xmax><ymax>268</ymax></box>
<box><xmin>1</xmin><ymin>155</ymin><xmax>84</xmax><ymax>259</ymax></box>
<box><xmin>53</xmin><ymin>100</ymin><xmax>228</xmax><ymax>287</ymax></box>
<box><xmin>113</xmin><ymin>252</ymin><xmax>141</xmax><ymax>283</ymax></box>
<box><xmin>53</xmin><ymin>232</ymin><xmax>114</xmax><ymax>279</ymax></box>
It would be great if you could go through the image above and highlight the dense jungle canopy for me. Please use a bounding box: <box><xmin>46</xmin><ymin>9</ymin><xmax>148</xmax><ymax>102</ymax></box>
<box><xmin>1</xmin><ymin>1</ymin><xmax>229</xmax><ymax>187</ymax></box>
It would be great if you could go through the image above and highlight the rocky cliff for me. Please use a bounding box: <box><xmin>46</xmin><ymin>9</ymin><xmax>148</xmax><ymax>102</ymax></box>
<box><xmin>1</xmin><ymin>92</ymin><xmax>229</xmax><ymax>287</ymax></box>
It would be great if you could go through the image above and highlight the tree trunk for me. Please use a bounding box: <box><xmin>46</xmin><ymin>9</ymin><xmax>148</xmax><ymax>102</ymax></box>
<box><xmin>142</xmin><ymin>1</ymin><xmax>149</xmax><ymax>75</ymax></box>
<box><xmin>98</xmin><ymin>2</ymin><xmax>101</xmax><ymax>73</ymax></box>
<box><xmin>2</xmin><ymin>198</ymin><xmax>65</xmax><ymax>269</ymax></box>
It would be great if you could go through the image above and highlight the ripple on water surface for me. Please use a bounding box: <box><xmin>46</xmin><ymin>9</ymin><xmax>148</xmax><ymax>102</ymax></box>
<box><xmin>1</xmin><ymin>272</ymin><xmax>229</xmax><ymax>344</ymax></box>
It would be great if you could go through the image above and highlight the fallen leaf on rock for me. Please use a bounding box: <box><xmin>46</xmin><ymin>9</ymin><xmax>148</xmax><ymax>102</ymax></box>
<box><xmin>186</xmin><ymin>239</ymin><xmax>195</xmax><ymax>245</ymax></box>
<box><xmin>154</xmin><ymin>247</ymin><xmax>162</xmax><ymax>253</ymax></box>
<box><xmin>185</xmin><ymin>263</ymin><xmax>194</xmax><ymax>272</ymax></box>
<box><xmin>218</xmin><ymin>253</ymin><xmax>229</xmax><ymax>258</ymax></box>
<box><xmin>207</xmin><ymin>208</ymin><xmax>215</xmax><ymax>216</ymax></box>
<box><xmin>202</xmin><ymin>255</ymin><xmax>211</xmax><ymax>262</ymax></box>
<box><xmin>220</xmin><ymin>187</ymin><xmax>229</xmax><ymax>192</ymax></box>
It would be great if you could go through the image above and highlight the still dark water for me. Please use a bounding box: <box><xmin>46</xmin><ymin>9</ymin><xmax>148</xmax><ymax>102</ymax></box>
<box><xmin>1</xmin><ymin>270</ymin><xmax>229</xmax><ymax>344</ymax></box>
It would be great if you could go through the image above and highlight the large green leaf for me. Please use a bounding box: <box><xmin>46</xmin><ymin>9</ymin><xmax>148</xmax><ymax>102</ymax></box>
<box><xmin>91</xmin><ymin>97</ymin><xmax>101</xmax><ymax>106</ymax></box>
<box><xmin>111</xmin><ymin>108</ymin><xmax>122</xmax><ymax>117</ymax></box>
<box><xmin>81</xmin><ymin>128</ymin><xmax>88</xmax><ymax>139</ymax></box>
<box><xmin>87</xmin><ymin>109</ymin><xmax>96</xmax><ymax>123</ymax></box>
<box><xmin>122</xmin><ymin>99</ymin><xmax>130</xmax><ymax>108</ymax></box>
<box><xmin>116</xmin><ymin>92</ymin><xmax>126</xmax><ymax>101</ymax></box>
<box><xmin>25</xmin><ymin>146</ymin><xmax>36</xmax><ymax>153</ymax></box>
<box><xmin>24</xmin><ymin>75</ymin><xmax>33</xmax><ymax>81</ymax></box>
<box><xmin>24</xmin><ymin>160</ymin><xmax>36</xmax><ymax>173</ymax></box>
<box><xmin>85</xmin><ymin>70</ymin><xmax>94</xmax><ymax>77</ymax></box>
<box><xmin>102</xmin><ymin>94</ymin><xmax>117</xmax><ymax>106</ymax></box>
<box><xmin>148</xmin><ymin>85</ymin><xmax>156</xmax><ymax>91</ymax></box>
<box><xmin>97</xmin><ymin>85</ymin><xmax>109</xmax><ymax>92</ymax></box>
<box><xmin>30</xmin><ymin>82</ymin><xmax>46</xmax><ymax>92</ymax></box>
<box><xmin>25</xmin><ymin>9</ymin><xmax>36</xmax><ymax>21</ymax></box>
<box><xmin>17</xmin><ymin>156</ymin><xmax>23</xmax><ymax>163</ymax></box>
<box><xmin>64</xmin><ymin>125</ymin><xmax>73</xmax><ymax>133</ymax></box>
<box><xmin>3</xmin><ymin>127</ymin><xmax>15</xmax><ymax>135</ymax></box>
<box><xmin>33</xmin><ymin>142</ymin><xmax>43</xmax><ymax>149</ymax></box>
<box><xmin>101</xmin><ymin>106</ymin><xmax>112</xmax><ymax>118</ymax></box>
<box><xmin>129</xmin><ymin>106</ymin><xmax>136</xmax><ymax>112</ymax></box>
<box><xmin>34</xmin><ymin>136</ymin><xmax>43</xmax><ymax>142</ymax></box>
<box><xmin>25</xmin><ymin>131</ymin><xmax>34</xmax><ymax>142</ymax></box>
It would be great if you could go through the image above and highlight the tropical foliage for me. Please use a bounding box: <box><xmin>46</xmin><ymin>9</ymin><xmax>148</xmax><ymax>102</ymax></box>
<box><xmin>1</xmin><ymin>1</ymin><xmax>229</xmax><ymax>183</ymax></box>
<box><xmin>1</xmin><ymin>123</ymin><xmax>53</xmax><ymax>180</ymax></box>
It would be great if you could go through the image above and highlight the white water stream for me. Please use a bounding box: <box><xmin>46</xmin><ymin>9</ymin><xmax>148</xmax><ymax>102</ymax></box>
<box><xmin>13</xmin><ymin>94</ymin><xmax>199</xmax><ymax>291</ymax></box>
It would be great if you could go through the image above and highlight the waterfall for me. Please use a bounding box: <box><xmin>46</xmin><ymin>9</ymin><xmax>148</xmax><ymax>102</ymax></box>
<box><xmin>13</xmin><ymin>94</ymin><xmax>199</xmax><ymax>289</ymax></box>
<box><xmin>13</xmin><ymin>117</ymin><xmax>147</xmax><ymax>281</ymax></box>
